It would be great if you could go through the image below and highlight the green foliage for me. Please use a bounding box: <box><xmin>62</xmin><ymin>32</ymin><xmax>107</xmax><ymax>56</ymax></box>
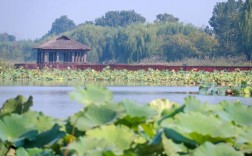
<box><xmin>0</xmin><ymin>39</ymin><xmax>35</xmax><ymax>62</ymax></box>
<box><xmin>67</xmin><ymin>20</ymin><xmax>217</xmax><ymax>63</ymax></box>
<box><xmin>240</xmin><ymin>0</ymin><xmax>252</xmax><ymax>60</ymax></box>
<box><xmin>192</xmin><ymin>142</ymin><xmax>243</xmax><ymax>156</ymax></box>
<box><xmin>1</xmin><ymin>68</ymin><xmax>252</xmax><ymax>97</ymax></box>
<box><xmin>0</xmin><ymin>32</ymin><xmax>16</xmax><ymax>42</ymax></box>
<box><xmin>155</xmin><ymin>13</ymin><xmax>179</xmax><ymax>23</ymax></box>
<box><xmin>0</xmin><ymin>86</ymin><xmax>252</xmax><ymax>155</ymax></box>
<box><xmin>69</xmin><ymin>103</ymin><xmax>123</xmax><ymax>131</ymax></box>
<box><xmin>95</xmin><ymin>10</ymin><xmax>146</xmax><ymax>27</ymax></box>
<box><xmin>48</xmin><ymin>15</ymin><xmax>76</xmax><ymax>35</ymax></box>
<box><xmin>0</xmin><ymin>95</ymin><xmax>32</xmax><ymax>117</ymax></box>
<box><xmin>69</xmin><ymin>85</ymin><xmax>113</xmax><ymax>106</ymax></box>
<box><xmin>209</xmin><ymin>0</ymin><xmax>244</xmax><ymax>56</ymax></box>
<box><xmin>86</xmin><ymin>125</ymin><xmax>136</xmax><ymax>154</ymax></box>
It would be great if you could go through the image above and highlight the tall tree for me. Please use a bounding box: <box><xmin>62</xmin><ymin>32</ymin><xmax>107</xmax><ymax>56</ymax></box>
<box><xmin>209</xmin><ymin>0</ymin><xmax>243</xmax><ymax>55</ymax></box>
<box><xmin>95</xmin><ymin>10</ymin><xmax>146</xmax><ymax>27</ymax></box>
<box><xmin>0</xmin><ymin>33</ymin><xmax>16</xmax><ymax>42</ymax></box>
<box><xmin>155</xmin><ymin>13</ymin><xmax>179</xmax><ymax>23</ymax></box>
<box><xmin>49</xmin><ymin>15</ymin><xmax>76</xmax><ymax>35</ymax></box>
<box><xmin>240</xmin><ymin>0</ymin><xmax>252</xmax><ymax>60</ymax></box>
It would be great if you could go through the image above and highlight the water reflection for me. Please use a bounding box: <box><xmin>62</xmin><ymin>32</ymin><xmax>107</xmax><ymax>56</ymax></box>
<box><xmin>0</xmin><ymin>86</ymin><xmax>251</xmax><ymax>119</ymax></box>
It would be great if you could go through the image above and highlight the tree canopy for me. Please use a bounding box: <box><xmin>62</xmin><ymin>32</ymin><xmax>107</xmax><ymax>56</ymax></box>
<box><xmin>48</xmin><ymin>15</ymin><xmax>76</xmax><ymax>35</ymax></box>
<box><xmin>95</xmin><ymin>10</ymin><xmax>146</xmax><ymax>27</ymax></box>
<box><xmin>240</xmin><ymin>0</ymin><xmax>252</xmax><ymax>60</ymax></box>
<box><xmin>209</xmin><ymin>0</ymin><xmax>244</xmax><ymax>56</ymax></box>
<box><xmin>0</xmin><ymin>33</ymin><xmax>16</xmax><ymax>42</ymax></box>
<box><xmin>155</xmin><ymin>13</ymin><xmax>179</xmax><ymax>23</ymax></box>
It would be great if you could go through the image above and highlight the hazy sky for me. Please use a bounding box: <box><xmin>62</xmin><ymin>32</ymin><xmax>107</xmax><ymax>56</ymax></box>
<box><xmin>0</xmin><ymin>0</ymin><xmax>226</xmax><ymax>40</ymax></box>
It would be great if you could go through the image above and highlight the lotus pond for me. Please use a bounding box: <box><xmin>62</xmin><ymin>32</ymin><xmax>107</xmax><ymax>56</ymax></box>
<box><xmin>0</xmin><ymin>86</ymin><xmax>251</xmax><ymax>119</ymax></box>
<box><xmin>1</xmin><ymin>86</ymin><xmax>252</xmax><ymax>155</ymax></box>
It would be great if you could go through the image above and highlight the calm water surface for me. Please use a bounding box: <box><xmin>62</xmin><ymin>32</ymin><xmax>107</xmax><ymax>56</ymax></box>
<box><xmin>0</xmin><ymin>86</ymin><xmax>251</xmax><ymax>119</ymax></box>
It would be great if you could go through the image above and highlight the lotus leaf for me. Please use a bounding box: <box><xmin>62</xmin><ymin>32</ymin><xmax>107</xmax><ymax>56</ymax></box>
<box><xmin>120</xmin><ymin>100</ymin><xmax>157</xmax><ymax>118</ymax></box>
<box><xmin>69</xmin><ymin>85</ymin><xmax>113</xmax><ymax>106</ymax></box>
<box><xmin>86</xmin><ymin>125</ymin><xmax>136</xmax><ymax>154</ymax></box>
<box><xmin>22</xmin><ymin>111</ymin><xmax>57</xmax><ymax>133</ymax></box>
<box><xmin>192</xmin><ymin>142</ymin><xmax>243</xmax><ymax>156</ymax></box>
<box><xmin>161</xmin><ymin>133</ymin><xmax>187</xmax><ymax>155</ymax></box>
<box><xmin>161</xmin><ymin>112</ymin><xmax>237</xmax><ymax>143</ymax></box>
<box><xmin>0</xmin><ymin>113</ymin><xmax>37</xmax><ymax>147</ymax></box>
<box><xmin>0</xmin><ymin>95</ymin><xmax>33</xmax><ymax>116</ymax></box>
<box><xmin>69</xmin><ymin>137</ymin><xmax>113</xmax><ymax>156</ymax></box>
<box><xmin>16</xmin><ymin>147</ymin><xmax>55</xmax><ymax>156</ymax></box>
<box><xmin>163</xmin><ymin>128</ymin><xmax>197</xmax><ymax>149</ymax></box>
<box><xmin>235</xmin><ymin>126</ymin><xmax>252</xmax><ymax>153</ymax></box>
<box><xmin>23</xmin><ymin>124</ymin><xmax>65</xmax><ymax>148</ymax></box>
<box><xmin>218</xmin><ymin>101</ymin><xmax>252</xmax><ymax>126</ymax></box>
<box><xmin>184</xmin><ymin>96</ymin><xmax>222</xmax><ymax>114</ymax></box>
<box><xmin>148</xmin><ymin>99</ymin><xmax>178</xmax><ymax>117</ymax></box>
<box><xmin>70</xmin><ymin>103</ymin><xmax>124</xmax><ymax>131</ymax></box>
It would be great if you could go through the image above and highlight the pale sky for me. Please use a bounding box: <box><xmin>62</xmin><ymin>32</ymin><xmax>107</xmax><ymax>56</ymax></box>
<box><xmin>0</xmin><ymin>0</ymin><xmax>226</xmax><ymax>40</ymax></box>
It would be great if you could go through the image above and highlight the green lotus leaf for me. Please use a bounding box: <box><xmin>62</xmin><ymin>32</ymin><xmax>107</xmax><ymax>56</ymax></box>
<box><xmin>0</xmin><ymin>95</ymin><xmax>33</xmax><ymax>116</ymax></box>
<box><xmin>192</xmin><ymin>142</ymin><xmax>243</xmax><ymax>156</ymax></box>
<box><xmin>161</xmin><ymin>112</ymin><xmax>237</xmax><ymax>144</ymax></box>
<box><xmin>184</xmin><ymin>96</ymin><xmax>223</xmax><ymax>114</ymax></box>
<box><xmin>218</xmin><ymin>101</ymin><xmax>252</xmax><ymax>126</ymax></box>
<box><xmin>16</xmin><ymin>147</ymin><xmax>55</xmax><ymax>156</ymax></box>
<box><xmin>86</xmin><ymin>125</ymin><xmax>136</xmax><ymax>154</ymax></box>
<box><xmin>70</xmin><ymin>103</ymin><xmax>124</xmax><ymax>131</ymax></box>
<box><xmin>199</xmin><ymin>85</ymin><xmax>209</xmax><ymax>95</ymax></box>
<box><xmin>235</xmin><ymin>126</ymin><xmax>252</xmax><ymax>153</ymax></box>
<box><xmin>161</xmin><ymin>133</ymin><xmax>187</xmax><ymax>156</ymax></box>
<box><xmin>158</xmin><ymin>105</ymin><xmax>185</xmax><ymax>126</ymax></box>
<box><xmin>163</xmin><ymin>128</ymin><xmax>197</xmax><ymax>149</ymax></box>
<box><xmin>69</xmin><ymin>137</ymin><xmax>113</xmax><ymax>156</ymax></box>
<box><xmin>0</xmin><ymin>113</ymin><xmax>38</xmax><ymax>147</ymax></box>
<box><xmin>23</xmin><ymin>124</ymin><xmax>65</xmax><ymax>148</ymax></box>
<box><xmin>22</xmin><ymin>111</ymin><xmax>57</xmax><ymax>133</ymax></box>
<box><xmin>140</xmin><ymin>123</ymin><xmax>156</xmax><ymax>139</ymax></box>
<box><xmin>69</xmin><ymin>85</ymin><xmax>113</xmax><ymax>106</ymax></box>
<box><xmin>148</xmin><ymin>99</ymin><xmax>179</xmax><ymax>117</ymax></box>
<box><xmin>120</xmin><ymin>100</ymin><xmax>157</xmax><ymax>119</ymax></box>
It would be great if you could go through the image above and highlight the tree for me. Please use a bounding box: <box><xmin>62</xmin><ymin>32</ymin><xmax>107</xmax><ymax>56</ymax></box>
<box><xmin>95</xmin><ymin>10</ymin><xmax>146</xmax><ymax>27</ymax></box>
<box><xmin>240</xmin><ymin>0</ymin><xmax>252</xmax><ymax>60</ymax></box>
<box><xmin>0</xmin><ymin>33</ymin><xmax>16</xmax><ymax>42</ymax></box>
<box><xmin>155</xmin><ymin>13</ymin><xmax>179</xmax><ymax>23</ymax></box>
<box><xmin>209</xmin><ymin>0</ymin><xmax>243</xmax><ymax>55</ymax></box>
<box><xmin>49</xmin><ymin>15</ymin><xmax>76</xmax><ymax>35</ymax></box>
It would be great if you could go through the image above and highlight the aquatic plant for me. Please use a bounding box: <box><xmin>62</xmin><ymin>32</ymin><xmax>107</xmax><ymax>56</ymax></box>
<box><xmin>0</xmin><ymin>86</ymin><xmax>251</xmax><ymax>155</ymax></box>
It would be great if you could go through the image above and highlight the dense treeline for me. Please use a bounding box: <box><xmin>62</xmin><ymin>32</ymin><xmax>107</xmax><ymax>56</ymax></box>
<box><xmin>67</xmin><ymin>22</ymin><xmax>218</xmax><ymax>63</ymax></box>
<box><xmin>0</xmin><ymin>0</ymin><xmax>252</xmax><ymax>63</ymax></box>
<box><xmin>0</xmin><ymin>33</ymin><xmax>35</xmax><ymax>62</ymax></box>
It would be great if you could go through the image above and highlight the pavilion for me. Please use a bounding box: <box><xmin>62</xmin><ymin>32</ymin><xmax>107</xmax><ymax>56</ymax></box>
<box><xmin>34</xmin><ymin>35</ymin><xmax>91</xmax><ymax>66</ymax></box>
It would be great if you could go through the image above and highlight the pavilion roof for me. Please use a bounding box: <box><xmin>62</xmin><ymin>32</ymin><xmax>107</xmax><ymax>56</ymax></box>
<box><xmin>34</xmin><ymin>35</ymin><xmax>91</xmax><ymax>51</ymax></box>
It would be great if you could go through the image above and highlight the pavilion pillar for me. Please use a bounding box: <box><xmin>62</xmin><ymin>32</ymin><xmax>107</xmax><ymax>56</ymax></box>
<box><xmin>72</xmin><ymin>52</ymin><xmax>74</xmax><ymax>63</ymax></box>
<box><xmin>37</xmin><ymin>51</ymin><xmax>40</xmax><ymax>63</ymax></box>
<box><xmin>56</xmin><ymin>51</ymin><xmax>59</xmax><ymax>63</ymax></box>
<box><xmin>77</xmin><ymin>52</ymin><xmax>80</xmax><ymax>63</ymax></box>
<box><xmin>84</xmin><ymin>52</ymin><xmax>87</xmax><ymax>63</ymax></box>
<box><xmin>44</xmin><ymin>51</ymin><xmax>48</xmax><ymax>63</ymax></box>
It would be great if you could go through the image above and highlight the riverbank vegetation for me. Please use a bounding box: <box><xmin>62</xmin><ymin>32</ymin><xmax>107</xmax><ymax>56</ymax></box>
<box><xmin>1</xmin><ymin>65</ymin><xmax>252</xmax><ymax>97</ymax></box>
<box><xmin>0</xmin><ymin>86</ymin><xmax>251</xmax><ymax>155</ymax></box>
<box><xmin>1</xmin><ymin>0</ymin><xmax>252</xmax><ymax>63</ymax></box>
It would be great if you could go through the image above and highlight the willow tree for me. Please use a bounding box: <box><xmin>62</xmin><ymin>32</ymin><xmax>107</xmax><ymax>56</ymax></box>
<box><xmin>240</xmin><ymin>0</ymin><xmax>252</xmax><ymax>60</ymax></box>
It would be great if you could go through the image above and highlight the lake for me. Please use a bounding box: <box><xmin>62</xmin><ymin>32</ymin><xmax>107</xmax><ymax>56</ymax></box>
<box><xmin>0</xmin><ymin>86</ymin><xmax>251</xmax><ymax>119</ymax></box>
